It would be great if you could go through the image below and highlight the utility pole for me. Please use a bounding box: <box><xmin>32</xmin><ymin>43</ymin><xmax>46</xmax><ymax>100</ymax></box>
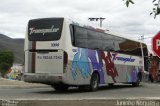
<box><xmin>140</xmin><ymin>35</ymin><xmax>144</xmax><ymax>41</ymax></box>
<box><xmin>88</xmin><ymin>17</ymin><xmax>106</xmax><ymax>27</ymax></box>
<box><xmin>139</xmin><ymin>35</ymin><xmax>144</xmax><ymax>41</ymax></box>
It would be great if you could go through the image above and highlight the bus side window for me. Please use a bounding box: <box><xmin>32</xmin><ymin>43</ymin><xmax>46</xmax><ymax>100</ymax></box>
<box><xmin>69</xmin><ymin>25</ymin><xmax>75</xmax><ymax>45</ymax></box>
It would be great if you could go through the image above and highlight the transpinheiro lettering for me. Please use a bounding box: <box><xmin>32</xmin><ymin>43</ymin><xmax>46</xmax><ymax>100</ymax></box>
<box><xmin>112</xmin><ymin>54</ymin><xmax>135</xmax><ymax>63</ymax></box>
<box><xmin>29</xmin><ymin>25</ymin><xmax>59</xmax><ymax>35</ymax></box>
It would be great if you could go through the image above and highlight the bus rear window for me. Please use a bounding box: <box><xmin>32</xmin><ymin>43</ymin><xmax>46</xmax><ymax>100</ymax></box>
<box><xmin>28</xmin><ymin>18</ymin><xmax>63</xmax><ymax>41</ymax></box>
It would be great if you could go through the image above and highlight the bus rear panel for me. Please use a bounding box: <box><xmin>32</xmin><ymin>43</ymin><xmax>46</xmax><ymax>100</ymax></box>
<box><xmin>24</xmin><ymin>18</ymin><xmax>68</xmax><ymax>85</ymax></box>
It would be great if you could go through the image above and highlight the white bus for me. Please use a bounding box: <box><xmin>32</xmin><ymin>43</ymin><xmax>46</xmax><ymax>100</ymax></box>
<box><xmin>24</xmin><ymin>18</ymin><xmax>148</xmax><ymax>91</ymax></box>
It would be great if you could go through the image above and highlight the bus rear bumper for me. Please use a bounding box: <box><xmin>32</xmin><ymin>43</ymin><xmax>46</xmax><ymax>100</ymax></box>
<box><xmin>23</xmin><ymin>73</ymin><xmax>64</xmax><ymax>85</ymax></box>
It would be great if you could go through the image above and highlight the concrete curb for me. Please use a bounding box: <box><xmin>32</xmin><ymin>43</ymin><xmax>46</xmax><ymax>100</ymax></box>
<box><xmin>0</xmin><ymin>99</ymin><xmax>160</xmax><ymax>106</ymax></box>
<box><xmin>0</xmin><ymin>78</ymin><xmax>49</xmax><ymax>89</ymax></box>
<box><xmin>0</xmin><ymin>85</ymin><xmax>49</xmax><ymax>89</ymax></box>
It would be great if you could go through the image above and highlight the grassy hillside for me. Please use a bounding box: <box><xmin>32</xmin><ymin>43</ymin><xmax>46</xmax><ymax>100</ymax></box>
<box><xmin>0</xmin><ymin>34</ymin><xmax>24</xmax><ymax>64</ymax></box>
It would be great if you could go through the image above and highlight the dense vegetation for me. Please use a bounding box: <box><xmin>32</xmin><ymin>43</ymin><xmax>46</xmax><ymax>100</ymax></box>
<box><xmin>0</xmin><ymin>50</ymin><xmax>14</xmax><ymax>77</ymax></box>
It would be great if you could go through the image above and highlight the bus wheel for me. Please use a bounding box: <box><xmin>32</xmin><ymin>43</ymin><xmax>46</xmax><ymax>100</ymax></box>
<box><xmin>132</xmin><ymin>74</ymin><xmax>141</xmax><ymax>87</ymax></box>
<box><xmin>51</xmin><ymin>84</ymin><xmax>69</xmax><ymax>91</ymax></box>
<box><xmin>89</xmin><ymin>73</ymin><xmax>99</xmax><ymax>92</ymax></box>
<box><xmin>108</xmin><ymin>83</ymin><xmax>114</xmax><ymax>87</ymax></box>
<box><xmin>149</xmin><ymin>74</ymin><xmax>154</xmax><ymax>82</ymax></box>
<box><xmin>78</xmin><ymin>85</ymin><xmax>88</xmax><ymax>91</ymax></box>
<box><xmin>132</xmin><ymin>81</ymin><xmax>140</xmax><ymax>87</ymax></box>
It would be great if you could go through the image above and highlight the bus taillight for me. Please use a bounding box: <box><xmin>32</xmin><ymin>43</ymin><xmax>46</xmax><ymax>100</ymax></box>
<box><xmin>64</xmin><ymin>51</ymin><xmax>68</xmax><ymax>72</ymax></box>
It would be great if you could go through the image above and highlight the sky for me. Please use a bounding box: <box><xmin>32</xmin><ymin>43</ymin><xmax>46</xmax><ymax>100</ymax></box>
<box><xmin>0</xmin><ymin>0</ymin><xmax>159</xmax><ymax>46</ymax></box>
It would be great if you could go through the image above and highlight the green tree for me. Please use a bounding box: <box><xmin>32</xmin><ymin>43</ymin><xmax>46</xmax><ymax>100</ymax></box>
<box><xmin>123</xmin><ymin>0</ymin><xmax>160</xmax><ymax>18</ymax></box>
<box><xmin>0</xmin><ymin>50</ymin><xmax>14</xmax><ymax>77</ymax></box>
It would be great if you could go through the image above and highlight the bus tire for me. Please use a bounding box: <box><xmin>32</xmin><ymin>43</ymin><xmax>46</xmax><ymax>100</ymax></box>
<box><xmin>132</xmin><ymin>82</ymin><xmax>139</xmax><ymax>87</ymax></box>
<box><xmin>78</xmin><ymin>85</ymin><xmax>88</xmax><ymax>91</ymax></box>
<box><xmin>89</xmin><ymin>73</ymin><xmax>99</xmax><ymax>92</ymax></box>
<box><xmin>132</xmin><ymin>73</ymin><xmax>141</xmax><ymax>87</ymax></box>
<box><xmin>149</xmin><ymin>74</ymin><xmax>154</xmax><ymax>82</ymax></box>
<box><xmin>108</xmin><ymin>83</ymin><xmax>114</xmax><ymax>87</ymax></box>
<box><xmin>51</xmin><ymin>84</ymin><xmax>69</xmax><ymax>91</ymax></box>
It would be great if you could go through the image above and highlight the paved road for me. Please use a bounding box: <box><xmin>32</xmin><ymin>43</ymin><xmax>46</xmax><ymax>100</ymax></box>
<box><xmin>0</xmin><ymin>82</ymin><xmax>160</xmax><ymax>100</ymax></box>
<box><xmin>0</xmin><ymin>82</ymin><xmax>160</xmax><ymax>106</ymax></box>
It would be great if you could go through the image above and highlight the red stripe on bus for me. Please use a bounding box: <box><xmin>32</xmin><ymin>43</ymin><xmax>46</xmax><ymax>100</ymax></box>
<box><xmin>32</xmin><ymin>52</ymin><xmax>36</xmax><ymax>73</ymax></box>
<box><xmin>32</xmin><ymin>41</ymin><xmax>36</xmax><ymax>73</ymax></box>
<box><xmin>32</xmin><ymin>41</ymin><xmax>36</xmax><ymax>50</ymax></box>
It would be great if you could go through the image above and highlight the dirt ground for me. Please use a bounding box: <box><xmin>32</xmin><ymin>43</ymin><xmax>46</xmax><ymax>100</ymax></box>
<box><xmin>0</xmin><ymin>78</ymin><xmax>48</xmax><ymax>88</ymax></box>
